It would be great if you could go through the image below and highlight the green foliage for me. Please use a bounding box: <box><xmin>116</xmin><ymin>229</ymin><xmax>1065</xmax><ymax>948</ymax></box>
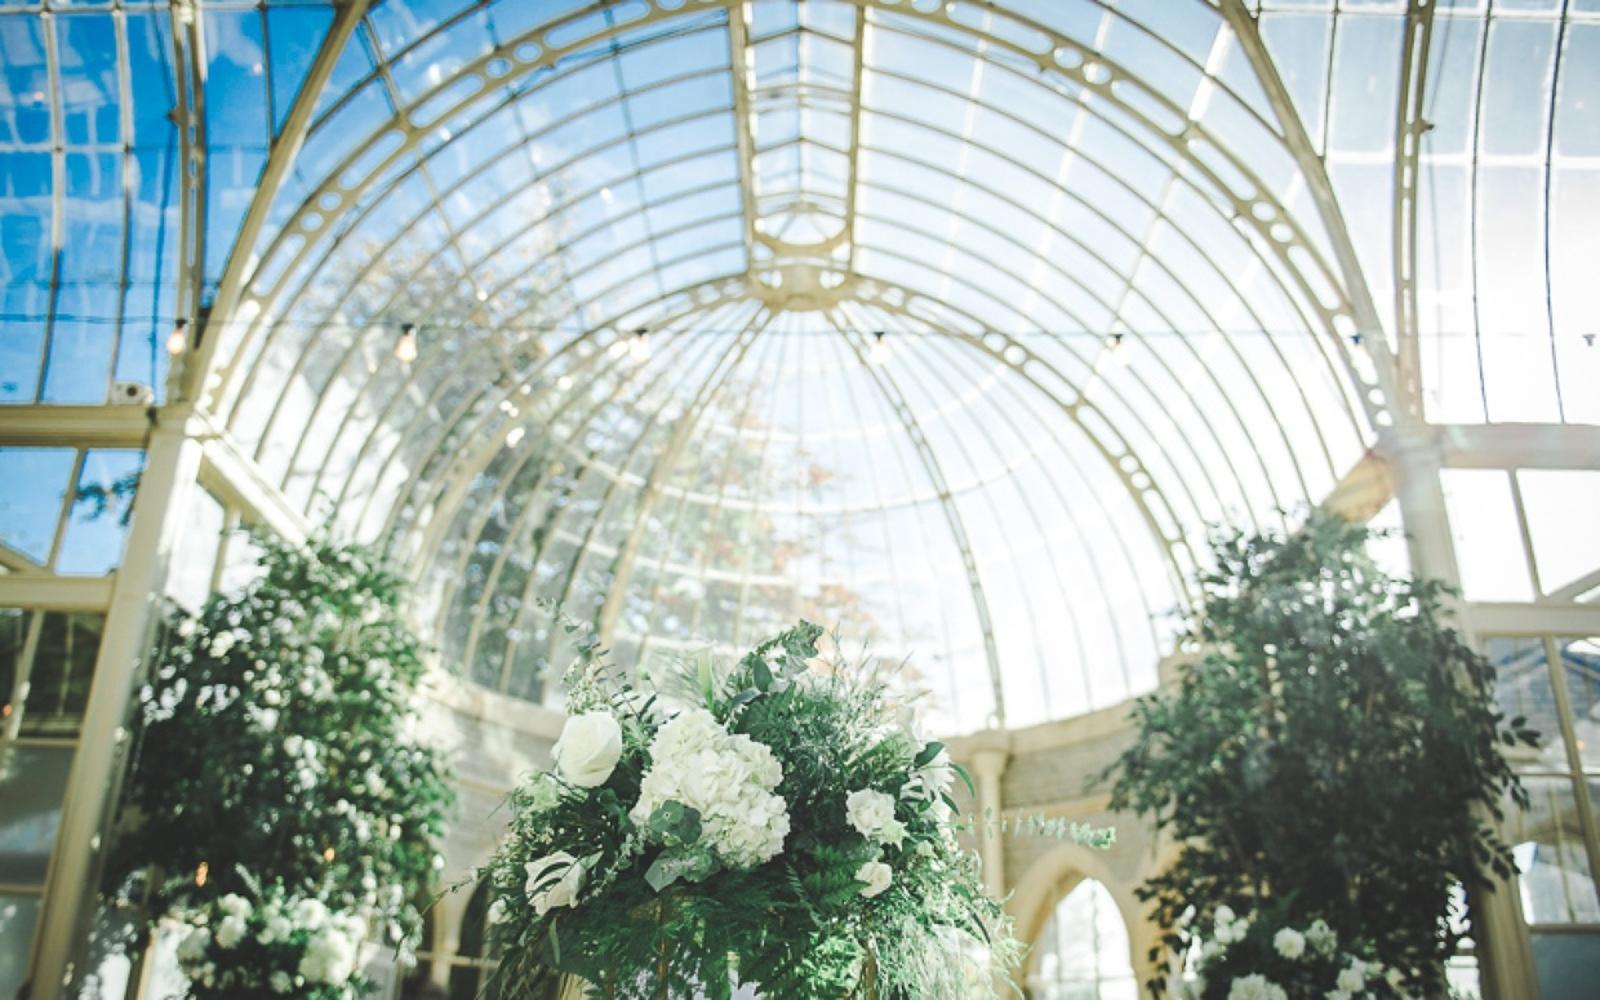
<box><xmin>1107</xmin><ymin>512</ymin><xmax>1535</xmax><ymax>995</ymax></box>
<box><xmin>104</xmin><ymin>534</ymin><xmax>455</xmax><ymax>984</ymax></box>
<box><xmin>482</xmin><ymin>619</ymin><xmax>1100</xmax><ymax>999</ymax></box>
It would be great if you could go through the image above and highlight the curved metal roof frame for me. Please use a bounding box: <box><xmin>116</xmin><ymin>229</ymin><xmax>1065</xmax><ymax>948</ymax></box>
<box><xmin>165</xmin><ymin>0</ymin><xmax>1419</xmax><ymax>729</ymax></box>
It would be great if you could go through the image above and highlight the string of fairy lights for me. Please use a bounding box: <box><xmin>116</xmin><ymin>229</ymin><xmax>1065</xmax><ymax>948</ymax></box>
<box><xmin>148</xmin><ymin>317</ymin><xmax>1597</xmax><ymax>370</ymax></box>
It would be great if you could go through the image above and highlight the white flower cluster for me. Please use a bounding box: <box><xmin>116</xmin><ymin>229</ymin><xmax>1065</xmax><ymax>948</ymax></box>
<box><xmin>1188</xmin><ymin>908</ymin><xmax>1412</xmax><ymax>1000</ymax></box>
<box><xmin>629</xmin><ymin>708</ymin><xmax>790</xmax><ymax>869</ymax></box>
<box><xmin>173</xmin><ymin>889</ymin><xmax>368</xmax><ymax>996</ymax></box>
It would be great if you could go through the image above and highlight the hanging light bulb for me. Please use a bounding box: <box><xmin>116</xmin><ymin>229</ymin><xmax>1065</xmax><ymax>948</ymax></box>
<box><xmin>1097</xmin><ymin>332</ymin><xmax>1129</xmax><ymax>371</ymax></box>
<box><xmin>629</xmin><ymin>328</ymin><xmax>651</xmax><ymax>364</ymax></box>
<box><xmin>165</xmin><ymin>319</ymin><xmax>189</xmax><ymax>356</ymax></box>
<box><xmin>194</xmin><ymin>861</ymin><xmax>209</xmax><ymax>887</ymax></box>
<box><xmin>868</xmin><ymin>330</ymin><xmax>890</xmax><ymax>366</ymax></box>
<box><xmin>395</xmin><ymin>323</ymin><xmax>419</xmax><ymax>364</ymax></box>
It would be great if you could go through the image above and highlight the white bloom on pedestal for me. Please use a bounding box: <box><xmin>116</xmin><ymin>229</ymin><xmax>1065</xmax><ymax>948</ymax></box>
<box><xmin>525</xmin><ymin>852</ymin><xmax>585</xmax><ymax>914</ymax></box>
<box><xmin>1273</xmin><ymin>927</ymin><xmax>1306</xmax><ymax>960</ymax></box>
<box><xmin>553</xmin><ymin>712</ymin><xmax>623</xmax><ymax>787</ymax></box>
<box><xmin>1226</xmin><ymin>974</ymin><xmax>1287</xmax><ymax>1000</ymax></box>
<box><xmin>855</xmin><ymin>861</ymin><xmax>893</xmax><ymax>898</ymax></box>
<box><xmin>846</xmin><ymin>789</ymin><xmax>906</xmax><ymax>848</ymax></box>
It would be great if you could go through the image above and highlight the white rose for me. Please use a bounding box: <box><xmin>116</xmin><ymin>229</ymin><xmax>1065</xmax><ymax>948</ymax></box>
<box><xmin>846</xmin><ymin>789</ymin><xmax>905</xmax><ymax>847</ymax></box>
<box><xmin>855</xmin><ymin>861</ymin><xmax>893</xmax><ymax>899</ymax></box>
<box><xmin>217</xmin><ymin>893</ymin><xmax>252</xmax><ymax>920</ymax></box>
<box><xmin>525</xmin><ymin>852</ymin><xmax>585</xmax><ymax>914</ymax></box>
<box><xmin>1272</xmin><ymin>927</ymin><xmax>1305</xmax><ymax>960</ymax></box>
<box><xmin>553</xmin><ymin>712</ymin><xmax>623</xmax><ymax>787</ymax></box>
<box><xmin>270</xmin><ymin>971</ymin><xmax>293</xmax><ymax>994</ymax></box>
<box><xmin>1336</xmin><ymin>960</ymin><xmax>1366</xmax><ymax>993</ymax></box>
<box><xmin>487</xmin><ymin>897</ymin><xmax>510</xmax><ymax>925</ymax></box>
<box><xmin>1226</xmin><ymin>974</ymin><xmax>1287</xmax><ymax>1000</ymax></box>
<box><xmin>1305</xmin><ymin>918</ymin><xmax>1337</xmax><ymax>956</ymax></box>
<box><xmin>215</xmin><ymin>915</ymin><xmax>248</xmax><ymax>949</ymax></box>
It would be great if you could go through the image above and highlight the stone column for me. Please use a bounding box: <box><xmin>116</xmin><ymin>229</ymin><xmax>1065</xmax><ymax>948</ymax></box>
<box><xmin>969</xmin><ymin>737</ymin><xmax>1011</xmax><ymax>899</ymax></box>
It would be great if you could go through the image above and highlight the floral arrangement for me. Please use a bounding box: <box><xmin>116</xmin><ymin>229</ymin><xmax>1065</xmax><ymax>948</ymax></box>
<box><xmin>478</xmin><ymin>619</ymin><xmax>1111</xmax><ymax>998</ymax></box>
<box><xmin>104</xmin><ymin>536</ymin><xmax>454</xmax><ymax>995</ymax></box>
<box><xmin>1176</xmin><ymin>905</ymin><xmax>1412</xmax><ymax>1000</ymax></box>
<box><xmin>170</xmin><ymin>877</ymin><xmax>372</xmax><ymax>998</ymax></box>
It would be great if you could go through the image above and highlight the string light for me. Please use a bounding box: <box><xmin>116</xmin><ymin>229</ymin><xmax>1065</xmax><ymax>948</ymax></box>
<box><xmin>395</xmin><ymin>323</ymin><xmax>419</xmax><ymax>364</ymax></box>
<box><xmin>323</xmin><ymin>847</ymin><xmax>336</xmax><ymax>862</ymax></box>
<box><xmin>195</xmin><ymin>861</ymin><xmax>209</xmax><ymax>887</ymax></box>
<box><xmin>868</xmin><ymin>330</ymin><xmax>889</xmax><ymax>366</ymax></box>
<box><xmin>628</xmin><ymin>328</ymin><xmax>651</xmax><ymax>363</ymax></box>
<box><xmin>165</xmin><ymin>319</ymin><xmax>189</xmax><ymax>356</ymax></box>
<box><xmin>1096</xmin><ymin>332</ymin><xmax>1129</xmax><ymax>371</ymax></box>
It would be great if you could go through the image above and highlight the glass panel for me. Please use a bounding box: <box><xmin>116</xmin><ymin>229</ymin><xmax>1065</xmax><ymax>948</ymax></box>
<box><xmin>57</xmin><ymin>448</ymin><xmax>144</xmax><ymax>576</ymax></box>
<box><xmin>0</xmin><ymin>894</ymin><xmax>42</xmax><ymax>999</ymax></box>
<box><xmin>19</xmin><ymin>612</ymin><xmax>103</xmax><ymax>737</ymax></box>
<box><xmin>0</xmin><ymin>448</ymin><xmax>75</xmax><ymax>565</ymax></box>
<box><xmin>0</xmin><ymin>609</ymin><xmax>24</xmax><ymax>722</ymax></box>
<box><xmin>1486</xmin><ymin>636</ymin><xmax>1569</xmax><ymax>773</ymax></box>
<box><xmin>1519</xmin><ymin>471</ymin><xmax>1600</xmax><ymax>596</ymax></box>
<box><xmin>165</xmin><ymin>489</ymin><xmax>225</xmax><ymax>611</ymax></box>
<box><xmin>1440</xmin><ymin>469</ymin><xmax>1535</xmax><ymax>602</ymax></box>
<box><xmin>1511</xmin><ymin>776</ymin><xmax>1600</xmax><ymax>925</ymax></box>
<box><xmin>1557</xmin><ymin>638</ymin><xmax>1600</xmax><ymax>772</ymax></box>
<box><xmin>0</xmin><ymin>744</ymin><xmax>74</xmax><ymax>885</ymax></box>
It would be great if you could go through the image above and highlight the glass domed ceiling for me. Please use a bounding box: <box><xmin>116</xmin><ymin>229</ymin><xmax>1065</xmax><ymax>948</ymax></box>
<box><xmin>5</xmin><ymin>0</ymin><xmax>1595</xmax><ymax>732</ymax></box>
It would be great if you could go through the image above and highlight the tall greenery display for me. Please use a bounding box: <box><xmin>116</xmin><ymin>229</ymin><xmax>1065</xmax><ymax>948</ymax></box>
<box><xmin>1108</xmin><ymin>513</ymin><xmax>1536</xmax><ymax>997</ymax></box>
<box><xmin>104</xmin><ymin>536</ymin><xmax>454</xmax><ymax>998</ymax></box>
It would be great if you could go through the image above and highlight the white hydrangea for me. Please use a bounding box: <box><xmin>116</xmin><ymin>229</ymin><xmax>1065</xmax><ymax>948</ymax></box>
<box><xmin>1227</xmin><ymin>974</ymin><xmax>1288</xmax><ymax>1000</ymax></box>
<box><xmin>269</xmin><ymin>971</ymin><xmax>293</xmax><ymax>994</ymax></box>
<box><xmin>1273</xmin><ymin>927</ymin><xmax>1306</xmax><ymax>960</ymax></box>
<box><xmin>629</xmin><ymin>708</ymin><xmax>790</xmax><ymax>868</ymax></box>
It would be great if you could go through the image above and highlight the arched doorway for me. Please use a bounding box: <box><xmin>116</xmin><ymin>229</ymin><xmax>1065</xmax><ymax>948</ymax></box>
<box><xmin>1025</xmin><ymin>878</ymin><xmax>1138</xmax><ymax>1000</ymax></box>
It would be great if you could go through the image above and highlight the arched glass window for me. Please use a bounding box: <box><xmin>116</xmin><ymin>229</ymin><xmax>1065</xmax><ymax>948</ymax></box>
<box><xmin>1027</xmin><ymin>878</ymin><xmax>1136</xmax><ymax>1000</ymax></box>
